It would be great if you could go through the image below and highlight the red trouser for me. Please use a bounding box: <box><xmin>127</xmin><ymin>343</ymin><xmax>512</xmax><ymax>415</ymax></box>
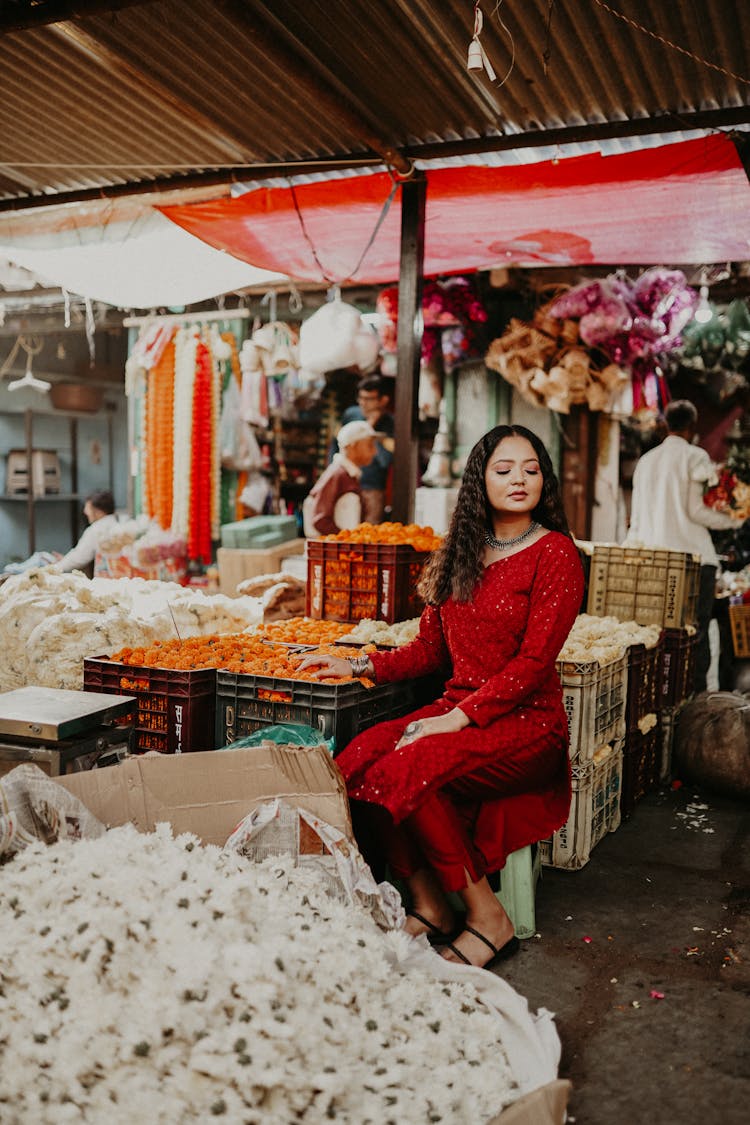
<box><xmin>359</xmin><ymin>755</ymin><xmax>540</xmax><ymax>893</ymax></box>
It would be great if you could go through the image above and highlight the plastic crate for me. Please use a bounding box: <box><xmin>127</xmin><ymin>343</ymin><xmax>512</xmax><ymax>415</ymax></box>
<box><xmin>586</xmin><ymin>545</ymin><xmax>700</xmax><ymax>628</ymax></box>
<box><xmin>83</xmin><ymin>658</ymin><xmax>216</xmax><ymax>755</ymax></box>
<box><xmin>729</xmin><ymin>603</ymin><xmax>750</xmax><ymax>658</ymax></box>
<box><xmin>557</xmin><ymin>653</ymin><xmax>628</xmax><ymax>761</ymax></box>
<box><xmin>659</xmin><ymin>707</ymin><xmax>679</xmax><ymax>782</ymax></box>
<box><xmin>306</xmin><ymin>540</ymin><xmax>430</xmax><ymax>624</ymax></box>
<box><xmin>660</xmin><ymin>628</ymin><xmax>697</xmax><ymax>707</ymax></box>
<box><xmin>621</xmin><ymin>726</ymin><xmax>660</xmax><ymax>818</ymax></box>
<box><xmin>216</xmin><ymin>671</ymin><xmax>417</xmax><ymax>752</ymax></box>
<box><xmin>540</xmin><ymin>743</ymin><xmax>623</xmax><ymax>870</ymax></box>
<box><xmin>625</xmin><ymin>639</ymin><xmax>664</xmax><ymax>728</ymax></box>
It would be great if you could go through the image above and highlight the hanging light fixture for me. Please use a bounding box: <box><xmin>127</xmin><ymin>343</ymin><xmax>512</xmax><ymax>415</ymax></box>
<box><xmin>694</xmin><ymin>285</ymin><xmax>715</xmax><ymax>324</ymax></box>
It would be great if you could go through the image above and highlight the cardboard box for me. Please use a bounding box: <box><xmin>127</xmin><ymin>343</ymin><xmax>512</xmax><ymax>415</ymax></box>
<box><xmin>487</xmin><ymin>1080</ymin><xmax>570</xmax><ymax>1125</ymax></box>
<box><xmin>217</xmin><ymin>540</ymin><xmax>306</xmax><ymax>596</ymax></box>
<box><xmin>55</xmin><ymin>743</ymin><xmax>352</xmax><ymax>846</ymax></box>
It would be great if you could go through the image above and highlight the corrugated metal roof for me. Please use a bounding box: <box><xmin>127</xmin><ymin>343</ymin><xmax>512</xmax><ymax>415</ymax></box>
<box><xmin>0</xmin><ymin>0</ymin><xmax>748</xmax><ymax>208</ymax></box>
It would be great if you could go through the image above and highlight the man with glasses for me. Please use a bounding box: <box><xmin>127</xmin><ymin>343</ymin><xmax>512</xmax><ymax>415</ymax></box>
<box><xmin>330</xmin><ymin>375</ymin><xmax>394</xmax><ymax>523</ymax></box>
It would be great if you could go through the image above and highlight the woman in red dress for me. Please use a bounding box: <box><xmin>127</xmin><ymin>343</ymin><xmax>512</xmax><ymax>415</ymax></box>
<box><xmin>298</xmin><ymin>425</ymin><xmax>584</xmax><ymax>970</ymax></box>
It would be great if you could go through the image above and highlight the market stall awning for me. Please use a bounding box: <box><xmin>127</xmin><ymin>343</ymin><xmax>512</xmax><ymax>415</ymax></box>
<box><xmin>0</xmin><ymin>211</ymin><xmax>286</xmax><ymax>309</ymax></box>
<box><xmin>160</xmin><ymin>135</ymin><xmax>750</xmax><ymax>285</ymax></box>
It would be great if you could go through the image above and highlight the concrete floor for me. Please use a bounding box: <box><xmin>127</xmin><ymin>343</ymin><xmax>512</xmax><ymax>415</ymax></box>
<box><xmin>500</xmin><ymin>783</ymin><xmax>750</xmax><ymax>1125</ymax></box>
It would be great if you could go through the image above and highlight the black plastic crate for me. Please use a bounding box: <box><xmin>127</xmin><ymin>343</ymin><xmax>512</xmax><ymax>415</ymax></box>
<box><xmin>660</xmin><ymin>629</ymin><xmax>697</xmax><ymax>708</ymax></box>
<box><xmin>620</xmin><ymin>726</ymin><xmax>661</xmax><ymax>819</ymax></box>
<box><xmin>216</xmin><ymin>670</ymin><xmax>417</xmax><ymax>753</ymax></box>
<box><xmin>625</xmin><ymin>639</ymin><xmax>664</xmax><ymax>728</ymax></box>
<box><xmin>83</xmin><ymin>658</ymin><xmax>216</xmax><ymax>755</ymax></box>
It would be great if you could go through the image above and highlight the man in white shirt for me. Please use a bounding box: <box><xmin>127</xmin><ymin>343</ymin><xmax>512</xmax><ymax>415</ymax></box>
<box><xmin>59</xmin><ymin>489</ymin><xmax>120</xmax><ymax>575</ymax></box>
<box><xmin>626</xmin><ymin>400</ymin><xmax>739</xmax><ymax>692</ymax></box>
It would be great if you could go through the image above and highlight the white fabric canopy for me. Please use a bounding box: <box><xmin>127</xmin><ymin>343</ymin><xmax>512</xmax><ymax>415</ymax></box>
<box><xmin>0</xmin><ymin>210</ymin><xmax>286</xmax><ymax>309</ymax></box>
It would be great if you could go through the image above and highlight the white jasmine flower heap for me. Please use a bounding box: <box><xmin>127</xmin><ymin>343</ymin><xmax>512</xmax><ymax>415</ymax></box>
<box><xmin>0</xmin><ymin>825</ymin><xmax>518</xmax><ymax>1124</ymax></box>
<box><xmin>0</xmin><ymin>569</ymin><xmax>263</xmax><ymax>692</ymax></box>
<box><xmin>558</xmin><ymin>613</ymin><xmax>662</xmax><ymax>667</ymax></box>
<box><xmin>341</xmin><ymin>617</ymin><xmax>421</xmax><ymax>648</ymax></box>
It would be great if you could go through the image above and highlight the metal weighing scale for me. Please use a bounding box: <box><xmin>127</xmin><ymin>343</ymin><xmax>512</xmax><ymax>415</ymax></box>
<box><xmin>0</xmin><ymin>686</ymin><xmax>138</xmax><ymax>778</ymax></box>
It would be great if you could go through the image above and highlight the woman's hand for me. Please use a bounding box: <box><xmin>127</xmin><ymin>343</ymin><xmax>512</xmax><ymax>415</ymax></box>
<box><xmin>396</xmin><ymin>708</ymin><xmax>470</xmax><ymax>747</ymax></box>
<box><xmin>294</xmin><ymin>653</ymin><xmax>354</xmax><ymax>680</ymax></box>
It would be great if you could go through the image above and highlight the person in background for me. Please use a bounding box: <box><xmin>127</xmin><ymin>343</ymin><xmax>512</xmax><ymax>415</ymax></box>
<box><xmin>330</xmin><ymin>375</ymin><xmax>394</xmax><ymax>523</ymax></box>
<box><xmin>625</xmin><ymin>399</ymin><xmax>740</xmax><ymax>692</ymax></box>
<box><xmin>58</xmin><ymin>489</ymin><xmax>119</xmax><ymax>576</ymax></box>
<box><xmin>303</xmin><ymin>420</ymin><xmax>377</xmax><ymax>537</ymax></box>
<box><xmin>298</xmin><ymin>425</ymin><xmax>584</xmax><ymax>970</ymax></box>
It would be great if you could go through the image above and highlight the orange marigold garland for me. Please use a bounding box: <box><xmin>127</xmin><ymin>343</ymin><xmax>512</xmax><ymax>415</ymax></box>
<box><xmin>147</xmin><ymin>336</ymin><xmax>176</xmax><ymax>529</ymax></box>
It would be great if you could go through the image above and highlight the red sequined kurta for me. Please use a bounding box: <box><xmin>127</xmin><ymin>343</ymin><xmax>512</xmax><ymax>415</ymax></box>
<box><xmin>336</xmin><ymin>531</ymin><xmax>584</xmax><ymax>872</ymax></box>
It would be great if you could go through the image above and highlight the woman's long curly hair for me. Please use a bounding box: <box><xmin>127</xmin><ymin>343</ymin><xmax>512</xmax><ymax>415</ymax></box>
<box><xmin>418</xmin><ymin>424</ymin><xmax>571</xmax><ymax>605</ymax></box>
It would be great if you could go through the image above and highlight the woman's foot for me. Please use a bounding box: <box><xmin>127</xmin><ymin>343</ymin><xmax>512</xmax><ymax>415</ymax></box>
<box><xmin>440</xmin><ymin>914</ymin><xmax>517</xmax><ymax>969</ymax></box>
<box><xmin>404</xmin><ymin>905</ymin><xmax>461</xmax><ymax>942</ymax></box>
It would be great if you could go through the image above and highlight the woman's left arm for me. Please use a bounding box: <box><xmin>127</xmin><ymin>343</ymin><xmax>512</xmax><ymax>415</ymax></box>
<box><xmin>457</xmin><ymin>537</ymin><xmax>584</xmax><ymax>729</ymax></box>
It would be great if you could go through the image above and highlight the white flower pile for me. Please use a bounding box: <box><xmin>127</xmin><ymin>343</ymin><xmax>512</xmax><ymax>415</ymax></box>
<box><xmin>0</xmin><ymin>569</ymin><xmax>263</xmax><ymax>693</ymax></box>
<box><xmin>0</xmin><ymin>825</ymin><xmax>518</xmax><ymax>1124</ymax></box>
<box><xmin>558</xmin><ymin>613</ymin><xmax>662</xmax><ymax>667</ymax></box>
<box><xmin>341</xmin><ymin>617</ymin><xmax>421</xmax><ymax>648</ymax></box>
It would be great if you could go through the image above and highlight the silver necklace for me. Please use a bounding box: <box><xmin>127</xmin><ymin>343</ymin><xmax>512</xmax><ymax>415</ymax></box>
<box><xmin>484</xmin><ymin>521</ymin><xmax>540</xmax><ymax>551</ymax></box>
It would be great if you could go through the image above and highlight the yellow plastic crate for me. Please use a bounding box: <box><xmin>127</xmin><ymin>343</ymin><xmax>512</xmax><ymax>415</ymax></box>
<box><xmin>729</xmin><ymin>604</ymin><xmax>750</xmax><ymax>659</ymax></box>
<box><xmin>587</xmin><ymin>545</ymin><xmax>700</xmax><ymax>628</ymax></box>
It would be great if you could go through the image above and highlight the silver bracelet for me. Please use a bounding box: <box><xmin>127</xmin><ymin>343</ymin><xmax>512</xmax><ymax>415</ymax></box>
<box><xmin>348</xmin><ymin>652</ymin><xmax>371</xmax><ymax>676</ymax></box>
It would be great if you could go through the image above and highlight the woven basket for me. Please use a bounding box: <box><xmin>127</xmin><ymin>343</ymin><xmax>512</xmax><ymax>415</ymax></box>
<box><xmin>49</xmin><ymin>382</ymin><xmax>103</xmax><ymax>412</ymax></box>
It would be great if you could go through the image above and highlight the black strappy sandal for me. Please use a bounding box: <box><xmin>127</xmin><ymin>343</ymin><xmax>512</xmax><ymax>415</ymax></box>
<box><xmin>407</xmin><ymin>909</ymin><xmax>465</xmax><ymax>946</ymax></box>
<box><xmin>443</xmin><ymin>923</ymin><xmax>520</xmax><ymax>969</ymax></box>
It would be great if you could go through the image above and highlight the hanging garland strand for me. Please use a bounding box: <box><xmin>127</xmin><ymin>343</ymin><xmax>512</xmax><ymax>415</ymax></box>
<box><xmin>188</xmin><ymin>339</ymin><xmax>214</xmax><ymax>565</ymax></box>
<box><xmin>146</xmin><ymin>337</ymin><xmax>176</xmax><ymax>530</ymax></box>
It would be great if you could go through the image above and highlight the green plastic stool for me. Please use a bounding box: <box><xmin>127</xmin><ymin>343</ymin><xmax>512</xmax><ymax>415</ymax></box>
<box><xmin>494</xmin><ymin>844</ymin><xmax>542</xmax><ymax>940</ymax></box>
<box><xmin>446</xmin><ymin>844</ymin><xmax>541</xmax><ymax>940</ymax></box>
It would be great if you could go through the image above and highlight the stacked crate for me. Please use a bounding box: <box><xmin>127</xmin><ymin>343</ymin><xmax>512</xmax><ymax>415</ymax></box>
<box><xmin>621</xmin><ymin>638</ymin><xmax>664</xmax><ymax>817</ymax></box>
<box><xmin>540</xmin><ymin>651</ymin><xmax>627</xmax><ymax>869</ymax></box>
<box><xmin>306</xmin><ymin>540</ymin><xmax>429</xmax><ymax>624</ymax></box>
<box><xmin>586</xmin><ymin>544</ymin><xmax>700</xmax><ymax>790</ymax></box>
<box><xmin>659</xmin><ymin>627</ymin><xmax>698</xmax><ymax>780</ymax></box>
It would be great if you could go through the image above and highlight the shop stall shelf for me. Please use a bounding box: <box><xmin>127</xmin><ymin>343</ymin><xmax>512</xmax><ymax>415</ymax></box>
<box><xmin>83</xmin><ymin>658</ymin><xmax>216</xmax><ymax>755</ymax></box>
<box><xmin>1</xmin><ymin>406</ymin><xmax>114</xmax><ymax>556</ymax></box>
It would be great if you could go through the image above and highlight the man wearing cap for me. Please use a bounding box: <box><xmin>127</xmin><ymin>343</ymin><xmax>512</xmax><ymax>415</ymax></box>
<box><xmin>329</xmin><ymin>375</ymin><xmax>395</xmax><ymax>523</ymax></box>
<box><xmin>303</xmin><ymin>420</ymin><xmax>378</xmax><ymax>537</ymax></box>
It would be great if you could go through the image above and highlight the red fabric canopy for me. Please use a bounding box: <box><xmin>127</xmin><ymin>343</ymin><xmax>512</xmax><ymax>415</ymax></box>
<box><xmin>160</xmin><ymin>135</ymin><xmax>750</xmax><ymax>284</ymax></box>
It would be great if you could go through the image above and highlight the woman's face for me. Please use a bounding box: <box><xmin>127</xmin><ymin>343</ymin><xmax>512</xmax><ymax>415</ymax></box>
<box><xmin>484</xmin><ymin>434</ymin><xmax>544</xmax><ymax>518</ymax></box>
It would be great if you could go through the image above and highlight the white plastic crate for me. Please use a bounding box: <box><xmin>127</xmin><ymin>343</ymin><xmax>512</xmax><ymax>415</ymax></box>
<box><xmin>557</xmin><ymin>652</ymin><xmax>628</xmax><ymax>761</ymax></box>
<box><xmin>540</xmin><ymin>742</ymin><xmax>623</xmax><ymax>870</ymax></box>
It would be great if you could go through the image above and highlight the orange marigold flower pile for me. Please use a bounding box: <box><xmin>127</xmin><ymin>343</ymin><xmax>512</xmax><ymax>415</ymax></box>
<box><xmin>108</xmin><ymin>618</ymin><xmax>373</xmax><ymax>682</ymax></box>
<box><xmin>319</xmin><ymin>522</ymin><xmax>442</xmax><ymax>552</ymax></box>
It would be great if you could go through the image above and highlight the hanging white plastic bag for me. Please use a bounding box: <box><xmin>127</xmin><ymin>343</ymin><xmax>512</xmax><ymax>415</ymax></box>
<box><xmin>220</xmin><ymin>378</ymin><xmax>263</xmax><ymax>471</ymax></box>
<box><xmin>300</xmin><ymin>299</ymin><xmax>367</xmax><ymax>374</ymax></box>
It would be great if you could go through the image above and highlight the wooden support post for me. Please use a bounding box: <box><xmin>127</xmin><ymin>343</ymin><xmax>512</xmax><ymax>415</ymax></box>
<box><xmin>391</xmin><ymin>174</ymin><xmax>426</xmax><ymax>524</ymax></box>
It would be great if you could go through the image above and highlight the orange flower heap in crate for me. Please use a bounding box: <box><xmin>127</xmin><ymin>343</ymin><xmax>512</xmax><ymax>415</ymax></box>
<box><xmin>308</xmin><ymin>522</ymin><xmax>441</xmax><ymax>624</ymax></box>
<box><xmin>108</xmin><ymin>631</ymin><xmax>373</xmax><ymax>682</ymax></box>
